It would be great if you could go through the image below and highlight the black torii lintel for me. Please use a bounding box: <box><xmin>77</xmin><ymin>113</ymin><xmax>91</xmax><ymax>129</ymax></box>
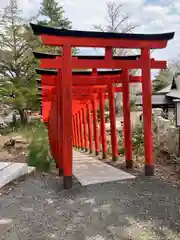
<box><xmin>33</xmin><ymin>51</ymin><xmax>140</xmax><ymax>60</ymax></box>
<box><xmin>30</xmin><ymin>23</ymin><xmax>174</xmax><ymax>41</ymax></box>
<box><xmin>35</xmin><ymin>68</ymin><xmax>122</xmax><ymax>76</ymax></box>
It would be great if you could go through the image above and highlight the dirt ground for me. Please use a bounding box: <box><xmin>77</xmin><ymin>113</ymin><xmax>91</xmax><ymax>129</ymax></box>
<box><xmin>102</xmin><ymin>151</ymin><xmax>180</xmax><ymax>190</ymax></box>
<box><xmin>1</xmin><ymin>164</ymin><xmax>180</xmax><ymax>239</ymax></box>
<box><xmin>0</xmin><ymin>134</ymin><xmax>28</xmax><ymax>163</ymax></box>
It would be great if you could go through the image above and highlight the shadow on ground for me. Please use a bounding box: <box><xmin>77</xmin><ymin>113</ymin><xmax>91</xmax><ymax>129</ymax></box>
<box><xmin>0</xmin><ymin>173</ymin><xmax>180</xmax><ymax>239</ymax></box>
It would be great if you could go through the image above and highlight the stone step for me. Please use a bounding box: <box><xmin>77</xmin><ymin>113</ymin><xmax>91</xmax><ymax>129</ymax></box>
<box><xmin>73</xmin><ymin>151</ymin><xmax>135</xmax><ymax>186</ymax></box>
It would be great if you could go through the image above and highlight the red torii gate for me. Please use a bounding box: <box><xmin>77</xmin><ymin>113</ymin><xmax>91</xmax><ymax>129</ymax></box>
<box><xmin>34</xmin><ymin>51</ymin><xmax>167</xmax><ymax>164</ymax></box>
<box><xmin>35</xmin><ymin>65</ymin><xmax>147</xmax><ymax>165</ymax></box>
<box><xmin>31</xmin><ymin>23</ymin><xmax>174</xmax><ymax>189</ymax></box>
<box><xmin>35</xmin><ymin>68</ymin><xmax>124</xmax><ymax>162</ymax></box>
<box><xmin>36</xmin><ymin>58</ymin><xmax>166</xmax><ymax>166</ymax></box>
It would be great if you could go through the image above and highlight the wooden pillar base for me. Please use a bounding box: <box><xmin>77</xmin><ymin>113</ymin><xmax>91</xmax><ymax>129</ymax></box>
<box><xmin>85</xmin><ymin>148</ymin><xmax>88</xmax><ymax>152</ymax></box>
<box><xmin>145</xmin><ymin>165</ymin><xmax>154</xmax><ymax>176</ymax></box>
<box><xmin>112</xmin><ymin>156</ymin><xmax>118</xmax><ymax>161</ymax></box>
<box><xmin>102</xmin><ymin>152</ymin><xmax>108</xmax><ymax>159</ymax></box>
<box><xmin>63</xmin><ymin>176</ymin><xmax>72</xmax><ymax>189</ymax></box>
<box><xmin>95</xmin><ymin>151</ymin><xmax>100</xmax><ymax>156</ymax></box>
<box><xmin>126</xmin><ymin>160</ymin><xmax>133</xmax><ymax>169</ymax></box>
<box><xmin>58</xmin><ymin>168</ymin><xmax>64</xmax><ymax>176</ymax></box>
<box><xmin>56</xmin><ymin>163</ymin><xmax>59</xmax><ymax>169</ymax></box>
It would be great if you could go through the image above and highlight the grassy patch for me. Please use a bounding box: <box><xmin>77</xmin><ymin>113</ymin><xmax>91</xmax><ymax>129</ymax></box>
<box><xmin>1</xmin><ymin>119</ymin><xmax>54</xmax><ymax>172</ymax></box>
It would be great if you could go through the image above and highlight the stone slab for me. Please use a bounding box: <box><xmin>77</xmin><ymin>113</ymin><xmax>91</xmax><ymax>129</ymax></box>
<box><xmin>0</xmin><ymin>162</ymin><xmax>12</xmax><ymax>171</ymax></box>
<box><xmin>73</xmin><ymin>151</ymin><xmax>135</xmax><ymax>186</ymax></box>
<box><xmin>0</xmin><ymin>162</ymin><xmax>35</xmax><ymax>189</ymax></box>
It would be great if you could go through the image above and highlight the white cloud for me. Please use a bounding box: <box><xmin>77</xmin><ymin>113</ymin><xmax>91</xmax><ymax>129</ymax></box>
<box><xmin>1</xmin><ymin>0</ymin><xmax>180</xmax><ymax>65</ymax></box>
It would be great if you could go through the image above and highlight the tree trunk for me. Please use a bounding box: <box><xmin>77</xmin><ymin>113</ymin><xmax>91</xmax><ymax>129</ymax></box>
<box><xmin>12</xmin><ymin>111</ymin><xmax>17</xmax><ymax>126</ymax></box>
<box><xmin>18</xmin><ymin>109</ymin><xmax>28</xmax><ymax>126</ymax></box>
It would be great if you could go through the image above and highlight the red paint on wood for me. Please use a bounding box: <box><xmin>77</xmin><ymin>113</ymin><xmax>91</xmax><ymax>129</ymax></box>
<box><xmin>61</xmin><ymin>45</ymin><xmax>72</xmax><ymax>178</ymax></box>
<box><xmin>82</xmin><ymin>107</ymin><xmax>88</xmax><ymax>150</ymax></box>
<box><xmin>108</xmin><ymin>85</ymin><xmax>118</xmax><ymax>160</ymax></box>
<box><xmin>76</xmin><ymin>113</ymin><xmax>81</xmax><ymax>148</ymax></box>
<box><xmin>87</xmin><ymin>103</ymin><xmax>93</xmax><ymax>153</ymax></box>
<box><xmin>122</xmin><ymin>69</ymin><xmax>132</xmax><ymax>168</ymax></box>
<box><xmin>99</xmin><ymin>93</ymin><xmax>107</xmax><ymax>158</ymax></box>
<box><xmin>79</xmin><ymin>110</ymin><xmax>84</xmax><ymax>149</ymax></box>
<box><xmin>41</xmin><ymin>34</ymin><xmax>168</xmax><ymax>49</ymax></box>
<box><xmin>72</xmin><ymin>116</ymin><xmax>76</xmax><ymax>146</ymax></box>
<box><xmin>92</xmin><ymin>97</ymin><xmax>100</xmax><ymax>155</ymax></box>
<box><xmin>41</xmin><ymin>58</ymin><xmax>166</xmax><ymax>70</ymax></box>
<box><xmin>141</xmin><ymin>48</ymin><xmax>154</xmax><ymax>175</ymax></box>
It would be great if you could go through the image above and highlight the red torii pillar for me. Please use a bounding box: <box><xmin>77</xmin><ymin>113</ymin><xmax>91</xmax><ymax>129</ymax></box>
<box><xmin>105</xmin><ymin>47</ymin><xmax>118</xmax><ymax>161</ymax></box>
<box><xmin>99</xmin><ymin>92</ymin><xmax>107</xmax><ymax>159</ymax></box>
<box><xmin>122</xmin><ymin>69</ymin><xmax>132</xmax><ymax>168</ymax></box>
<box><xmin>60</xmin><ymin>45</ymin><xmax>72</xmax><ymax>189</ymax></box>
<box><xmin>82</xmin><ymin>107</ymin><xmax>88</xmax><ymax>152</ymax></box>
<box><xmin>92</xmin><ymin>96</ymin><xmax>100</xmax><ymax>155</ymax></box>
<box><xmin>75</xmin><ymin>113</ymin><xmax>81</xmax><ymax>149</ymax></box>
<box><xmin>142</xmin><ymin>48</ymin><xmax>153</xmax><ymax>175</ymax></box>
<box><xmin>72</xmin><ymin>116</ymin><xmax>76</xmax><ymax>147</ymax></box>
<box><xmin>78</xmin><ymin>110</ymin><xmax>84</xmax><ymax>150</ymax></box>
<box><xmin>108</xmin><ymin>84</ymin><xmax>118</xmax><ymax>161</ymax></box>
<box><xmin>87</xmin><ymin>102</ymin><xmax>93</xmax><ymax>154</ymax></box>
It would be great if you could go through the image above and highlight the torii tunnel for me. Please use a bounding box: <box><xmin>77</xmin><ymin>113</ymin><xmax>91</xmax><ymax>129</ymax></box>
<box><xmin>30</xmin><ymin>23</ymin><xmax>174</xmax><ymax>189</ymax></box>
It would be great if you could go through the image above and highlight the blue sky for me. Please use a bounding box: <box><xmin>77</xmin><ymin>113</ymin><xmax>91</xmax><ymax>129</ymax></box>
<box><xmin>1</xmin><ymin>0</ymin><xmax>180</xmax><ymax>74</ymax></box>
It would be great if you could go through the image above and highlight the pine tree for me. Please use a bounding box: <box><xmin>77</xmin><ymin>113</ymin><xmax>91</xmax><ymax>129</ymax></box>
<box><xmin>38</xmin><ymin>0</ymin><xmax>72</xmax><ymax>29</ymax></box>
<box><xmin>152</xmin><ymin>68</ymin><xmax>173</xmax><ymax>93</ymax></box>
<box><xmin>37</xmin><ymin>0</ymin><xmax>77</xmax><ymax>54</ymax></box>
<box><xmin>0</xmin><ymin>0</ymin><xmax>39</xmax><ymax>125</ymax></box>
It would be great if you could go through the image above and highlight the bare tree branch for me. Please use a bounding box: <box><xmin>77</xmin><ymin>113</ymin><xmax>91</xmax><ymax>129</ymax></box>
<box><xmin>94</xmin><ymin>1</ymin><xmax>139</xmax><ymax>57</ymax></box>
<box><xmin>93</xmin><ymin>1</ymin><xmax>140</xmax><ymax>114</ymax></box>
<box><xmin>93</xmin><ymin>24</ymin><xmax>105</xmax><ymax>32</ymax></box>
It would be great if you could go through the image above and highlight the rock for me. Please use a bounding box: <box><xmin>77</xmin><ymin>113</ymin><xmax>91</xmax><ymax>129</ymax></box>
<box><xmin>11</xmin><ymin>135</ymin><xmax>27</xmax><ymax>144</ymax></box>
<box><xmin>0</xmin><ymin>116</ymin><xmax>7</xmax><ymax>128</ymax></box>
<box><xmin>168</xmin><ymin>126</ymin><xmax>177</xmax><ymax>154</ymax></box>
<box><xmin>3</xmin><ymin>138</ymin><xmax>15</xmax><ymax>148</ymax></box>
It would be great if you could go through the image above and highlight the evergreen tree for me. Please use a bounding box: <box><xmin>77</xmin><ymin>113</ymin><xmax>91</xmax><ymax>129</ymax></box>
<box><xmin>38</xmin><ymin>0</ymin><xmax>72</xmax><ymax>29</ymax></box>
<box><xmin>37</xmin><ymin>0</ymin><xmax>77</xmax><ymax>54</ymax></box>
<box><xmin>0</xmin><ymin>0</ymin><xmax>39</xmax><ymax>125</ymax></box>
<box><xmin>152</xmin><ymin>68</ymin><xmax>173</xmax><ymax>93</ymax></box>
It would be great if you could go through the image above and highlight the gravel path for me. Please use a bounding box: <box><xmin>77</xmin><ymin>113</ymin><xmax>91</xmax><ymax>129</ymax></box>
<box><xmin>0</xmin><ymin>173</ymin><xmax>180</xmax><ymax>239</ymax></box>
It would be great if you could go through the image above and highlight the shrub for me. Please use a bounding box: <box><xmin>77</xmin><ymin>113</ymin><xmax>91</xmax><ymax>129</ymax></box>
<box><xmin>27</xmin><ymin>121</ymin><xmax>53</xmax><ymax>171</ymax></box>
<box><xmin>132</xmin><ymin>123</ymin><xmax>144</xmax><ymax>156</ymax></box>
<box><xmin>118</xmin><ymin>147</ymin><xmax>125</xmax><ymax>155</ymax></box>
